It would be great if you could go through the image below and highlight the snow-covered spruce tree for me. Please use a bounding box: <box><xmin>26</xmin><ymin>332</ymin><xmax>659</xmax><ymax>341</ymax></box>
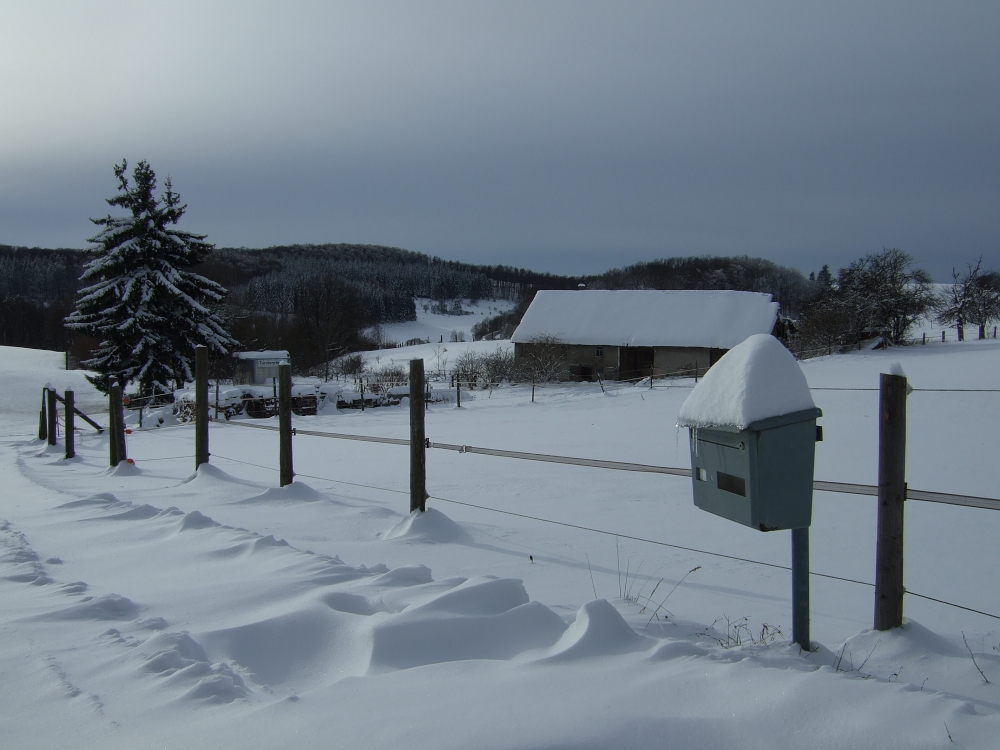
<box><xmin>65</xmin><ymin>159</ymin><xmax>238</xmax><ymax>396</ymax></box>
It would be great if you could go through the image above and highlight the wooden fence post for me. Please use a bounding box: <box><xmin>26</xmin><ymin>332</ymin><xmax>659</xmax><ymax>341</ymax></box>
<box><xmin>108</xmin><ymin>387</ymin><xmax>118</xmax><ymax>466</ymax></box>
<box><xmin>195</xmin><ymin>345</ymin><xmax>210</xmax><ymax>469</ymax></box>
<box><xmin>46</xmin><ymin>388</ymin><xmax>58</xmax><ymax>446</ymax></box>
<box><xmin>109</xmin><ymin>382</ymin><xmax>127</xmax><ymax>466</ymax></box>
<box><xmin>874</xmin><ymin>373</ymin><xmax>907</xmax><ymax>630</ymax></box>
<box><xmin>65</xmin><ymin>390</ymin><xmax>75</xmax><ymax>459</ymax></box>
<box><xmin>39</xmin><ymin>388</ymin><xmax>48</xmax><ymax>441</ymax></box>
<box><xmin>278</xmin><ymin>362</ymin><xmax>294</xmax><ymax>487</ymax></box>
<box><xmin>409</xmin><ymin>359</ymin><xmax>426</xmax><ymax>513</ymax></box>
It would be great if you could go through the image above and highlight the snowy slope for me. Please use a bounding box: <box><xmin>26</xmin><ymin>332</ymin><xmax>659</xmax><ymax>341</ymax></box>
<box><xmin>0</xmin><ymin>345</ymin><xmax>105</xmax><ymax>419</ymax></box>
<box><xmin>368</xmin><ymin>297</ymin><xmax>515</xmax><ymax>346</ymax></box>
<box><xmin>2</xmin><ymin>338</ymin><xmax>1000</xmax><ymax>749</ymax></box>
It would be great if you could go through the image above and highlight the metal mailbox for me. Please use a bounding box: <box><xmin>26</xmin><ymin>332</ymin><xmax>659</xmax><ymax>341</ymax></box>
<box><xmin>689</xmin><ymin>407</ymin><xmax>822</xmax><ymax>531</ymax></box>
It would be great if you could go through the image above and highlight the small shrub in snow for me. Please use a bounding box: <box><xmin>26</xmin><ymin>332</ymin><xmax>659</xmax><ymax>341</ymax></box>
<box><xmin>366</xmin><ymin>364</ymin><xmax>408</xmax><ymax>395</ymax></box>
<box><xmin>331</xmin><ymin>353</ymin><xmax>365</xmax><ymax>379</ymax></box>
<box><xmin>483</xmin><ymin>347</ymin><xmax>516</xmax><ymax>385</ymax></box>
<box><xmin>453</xmin><ymin>350</ymin><xmax>485</xmax><ymax>389</ymax></box>
<box><xmin>695</xmin><ymin>616</ymin><xmax>783</xmax><ymax>648</ymax></box>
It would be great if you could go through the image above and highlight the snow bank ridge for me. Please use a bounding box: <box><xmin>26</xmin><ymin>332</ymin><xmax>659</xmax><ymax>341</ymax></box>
<box><xmin>382</xmin><ymin>507</ymin><xmax>469</xmax><ymax>543</ymax></box>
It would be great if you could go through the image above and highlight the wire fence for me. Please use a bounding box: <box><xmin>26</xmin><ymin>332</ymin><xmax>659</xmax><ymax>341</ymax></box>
<box><xmin>204</xmin><ymin>443</ymin><xmax>1000</xmax><ymax>622</ymax></box>
<box><xmin>37</xmin><ymin>373</ymin><xmax>1000</xmax><ymax>623</ymax></box>
<box><xmin>221</xmin><ymin>420</ymin><xmax>1000</xmax><ymax>512</ymax></box>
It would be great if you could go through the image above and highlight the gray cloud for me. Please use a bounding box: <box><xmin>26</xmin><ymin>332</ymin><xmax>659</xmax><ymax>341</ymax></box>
<box><xmin>2</xmin><ymin>1</ymin><xmax>997</xmax><ymax>281</ymax></box>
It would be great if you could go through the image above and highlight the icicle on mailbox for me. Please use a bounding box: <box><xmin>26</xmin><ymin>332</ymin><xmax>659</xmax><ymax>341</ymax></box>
<box><xmin>676</xmin><ymin>334</ymin><xmax>822</xmax><ymax>531</ymax></box>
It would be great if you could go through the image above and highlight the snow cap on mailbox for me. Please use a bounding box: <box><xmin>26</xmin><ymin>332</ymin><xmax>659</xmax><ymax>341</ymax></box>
<box><xmin>677</xmin><ymin>334</ymin><xmax>815</xmax><ymax>429</ymax></box>
<box><xmin>677</xmin><ymin>334</ymin><xmax>821</xmax><ymax>532</ymax></box>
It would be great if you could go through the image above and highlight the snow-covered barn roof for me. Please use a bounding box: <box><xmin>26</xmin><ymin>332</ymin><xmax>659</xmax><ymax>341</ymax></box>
<box><xmin>510</xmin><ymin>290</ymin><xmax>779</xmax><ymax>349</ymax></box>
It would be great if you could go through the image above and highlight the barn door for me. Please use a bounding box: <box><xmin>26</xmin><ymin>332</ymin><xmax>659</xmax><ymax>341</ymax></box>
<box><xmin>620</xmin><ymin>347</ymin><xmax>654</xmax><ymax>380</ymax></box>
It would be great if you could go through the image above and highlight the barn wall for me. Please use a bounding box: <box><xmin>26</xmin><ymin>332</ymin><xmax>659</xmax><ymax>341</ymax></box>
<box><xmin>652</xmin><ymin>347</ymin><xmax>722</xmax><ymax>378</ymax></box>
<box><xmin>562</xmin><ymin>344</ymin><xmax>620</xmax><ymax>381</ymax></box>
<box><xmin>515</xmin><ymin>342</ymin><xmax>729</xmax><ymax>381</ymax></box>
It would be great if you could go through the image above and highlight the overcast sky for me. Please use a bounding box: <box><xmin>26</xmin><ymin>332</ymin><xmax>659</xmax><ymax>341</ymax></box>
<box><xmin>2</xmin><ymin>1</ymin><xmax>997</xmax><ymax>280</ymax></box>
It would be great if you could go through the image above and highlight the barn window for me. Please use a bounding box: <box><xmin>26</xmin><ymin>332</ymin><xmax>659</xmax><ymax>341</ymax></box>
<box><xmin>595</xmin><ymin>347</ymin><xmax>604</xmax><ymax>358</ymax></box>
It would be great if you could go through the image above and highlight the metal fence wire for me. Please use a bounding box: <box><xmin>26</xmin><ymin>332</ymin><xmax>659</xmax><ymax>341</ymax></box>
<box><xmin>221</xmin><ymin>420</ymin><xmax>1000</xmax><ymax>512</ymax></box>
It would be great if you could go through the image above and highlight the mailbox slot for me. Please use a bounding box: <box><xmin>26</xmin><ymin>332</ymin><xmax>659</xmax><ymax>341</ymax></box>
<box><xmin>717</xmin><ymin>472</ymin><xmax>746</xmax><ymax>497</ymax></box>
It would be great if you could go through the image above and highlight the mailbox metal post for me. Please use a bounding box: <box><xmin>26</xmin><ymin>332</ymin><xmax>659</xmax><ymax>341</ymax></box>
<box><xmin>791</xmin><ymin>527</ymin><xmax>810</xmax><ymax>650</ymax></box>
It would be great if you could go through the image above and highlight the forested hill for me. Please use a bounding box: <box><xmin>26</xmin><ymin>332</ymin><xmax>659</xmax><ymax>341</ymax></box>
<box><xmin>583</xmin><ymin>256</ymin><xmax>809</xmax><ymax>315</ymax></box>
<box><xmin>0</xmin><ymin>243</ymin><xmax>582</xmax><ymax>357</ymax></box>
<box><xmin>201</xmin><ymin>244</ymin><xmax>579</xmax><ymax>322</ymax></box>
<box><xmin>1</xmin><ymin>242</ymin><xmax>811</xmax><ymax>360</ymax></box>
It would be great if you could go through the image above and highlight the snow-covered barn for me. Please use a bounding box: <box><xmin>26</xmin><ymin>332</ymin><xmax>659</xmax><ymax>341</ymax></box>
<box><xmin>510</xmin><ymin>290</ymin><xmax>780</xmax><ymax>381</ymax></box>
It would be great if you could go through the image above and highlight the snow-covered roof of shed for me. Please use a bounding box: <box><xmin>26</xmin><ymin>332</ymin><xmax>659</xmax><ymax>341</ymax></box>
<box><xmin>677</xmin><ymin>334</ymin><xmax>816</xmax><ymax>429</ymax></box>
<box><xmin>510</xmin><ymin>290</ymin><xmax>779</xmax><ymax>348</ymax></box>
<box><xmin>233</xmin><ymin>351</ymin><xmax>289</xmax><ymax>360</ymax></box>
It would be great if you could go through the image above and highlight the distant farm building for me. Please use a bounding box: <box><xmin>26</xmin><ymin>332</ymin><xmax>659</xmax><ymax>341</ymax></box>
<box><xmin>511</xmin><ymin>290</ymin><xmax>780</xmax><ymax>381</ymax></box>
<box><xmin>233</xmin><ymin>351</ymin><xmax>290</xmax><ymax>385</ymax></box>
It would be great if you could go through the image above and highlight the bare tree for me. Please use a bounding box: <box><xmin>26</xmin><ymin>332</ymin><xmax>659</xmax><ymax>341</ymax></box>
<box><xmin>453</xmin><ymin>350</ymin><xmax>486</xmax><ymax>390</ymax></box>
<box><xmin>795</xmin><ymin>297</ymin><xmax>854</xmax><ymax>355</ymax></box>
<box><xmin>936</xmin><ymin>258</ymin><xmax>1000</xmax><ymax>341</ymax></box>
<box><xmin>937</xmin><ymin>263</ymin><xmax>976</xmax><ymax>341</ymax></box>
<box><xmin>483</xmin><ymin>347</ymin><xmax>516</xmax><ymax>386</ymax></box>
<box><xmin>517</xmin><ymin>334</ymin><xmax>567</xmax><ymax>401</ymax></box>
<box><xmin>969</xmin><ymin>269</ymin><xmax>1000</xmax><ymax>340</ymax></box>
<box><xmin>837</xmin><ymin>248</ymin><xmax>935</xmax><ymax>345</ymax></box>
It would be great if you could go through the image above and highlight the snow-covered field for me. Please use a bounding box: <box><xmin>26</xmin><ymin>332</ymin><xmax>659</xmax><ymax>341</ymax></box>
<box><xmin>2</xmin><ymin>333</ymin><xmax>1000</xmax><ymax>749</ymax></box>
<box><xmin>368</xmin><ymin>296</ymin><xmax>515</xmax><ymax>347</ymax></box>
